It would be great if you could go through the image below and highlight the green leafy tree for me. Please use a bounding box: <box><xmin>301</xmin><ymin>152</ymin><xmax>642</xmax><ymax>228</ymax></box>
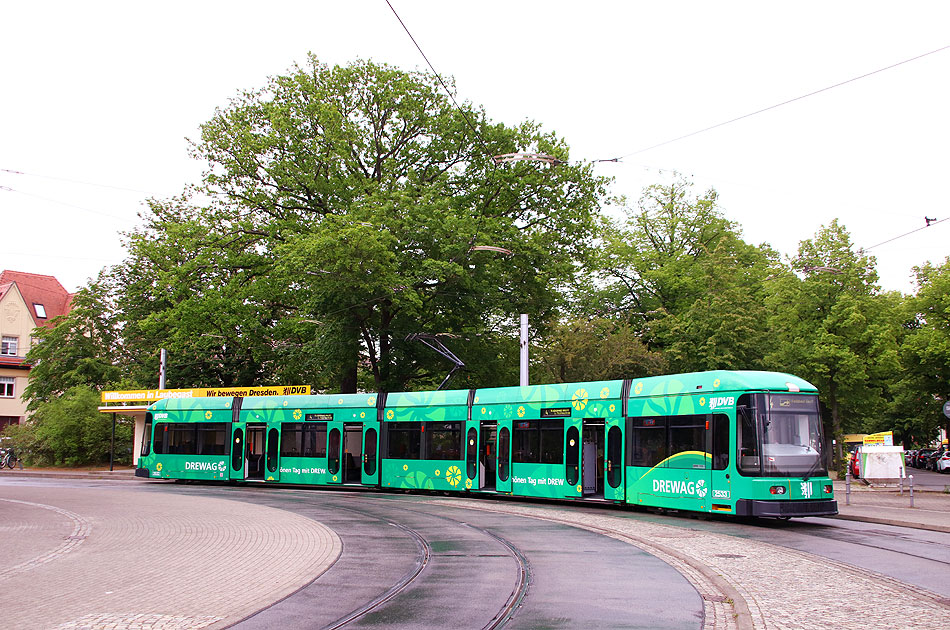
<box><xmin>766</xmin><ymin>220</ymin><xmax>900</xmax><ymax>459</ymax></box>
<box><xmin>592</xmin><ymin>178</ymin><xmax>777</xmax><ymax>372</ymax></box>
<box><xmin>120</xmin><ymin>56</ymin><xmax>609</xmax><ymax>393</ymax></box>
<box><xmin>533</xmin><ymin>317</ymin><xmax>667</xmax><ymax>383</ymax></box>
<box><xmin>24</xmin><ymin>274</ymin><xmax>123</xmax><ymax>410</ymax></box>
<box><xmin>5</xmin><ymin>386</ymin><xmax>132</xmax><ymax>466</ymax></box>
<box><xmin>894</xmin><ymin>258</ymin><xmax>950</xmax><ymax>444</ymax></box>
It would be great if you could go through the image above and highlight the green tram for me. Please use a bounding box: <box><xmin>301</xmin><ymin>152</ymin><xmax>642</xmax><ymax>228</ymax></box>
<box><xmin>135</xmin><ymin>370</ymin><xmax>837</xmax><ymax>518</ymax></box>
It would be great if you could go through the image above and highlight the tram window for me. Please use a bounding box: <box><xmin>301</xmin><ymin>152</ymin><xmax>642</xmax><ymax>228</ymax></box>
<box><xmin>266</xmin><ymin>428</ymin><xmax>279</xmax><ymax>473</ymax></box>
<box><xmin>737</xmin><ymin>394</ymin><xmax>760</xmax><ymax>473</ymax></box>
<box><xmin>328</xmin><ymin>428</ymin><xmax>341</xmax><ymax>474</ymax></box>
<box><xmin>498</xmin><ymin>427</ymin><xmax>510</xmax><ymax>481</ymax></box>
<box><xmin>166</xmin><ymin>423</ymin><xmax>197</xmax><ymax>455</ymax></box>
<box><xmin>466</xmin><ymin>427</ymin><xmax>477</xmax><ymax>479</ymax></box>
<box><xmin>231</xmin><ymin>428</ymin><xmax>244</xmax><ymax>471</ymax></box>
<box><xmin>426</xmin><ymin>422</ymin><xmax>461</xmax><ymax>460</ymax></box>
<box><xmin>153</xmin><ymin>423</ymin><xmax>168</xmax><ymax>454</ymax></box>
<box><xmin>142</xmin><ymin>417</ymin><xmax>153</xmax><ymax>456</ymax></box>
<box><xmin>711</xmin><ymin>414</ymin><xmax>729</xmax><ymax>470</ymax></box>
<box><xmin>541</xmin><ymin>421</ymin><xmax>563</xmax><ymax>464</ymax></box>
<box><xmin>304</xmin><ymin>423</ymin><xmax>327</xmax><ymax>457</ymax></box>
<box><xmin>281</xmin><ymin>423</ymin><xmax>304</xmax><ymax>457</ymax></box>
<box><xmin>630</xmin><ymin>418</ymin><xmax>667</xmax><ymax>467</ymax></box>
<box><xmin>388</xmin><ymin>422</ymin><xmax>422</xmax><ymax>459</ymax></box>
<box><xmin>513</xmin><ymin>420</ymin><xmax>563</xmax><ymax>464</ymax></box>
<box><xmin>513</xmin><ymin>420</ymin><xmax>540</xmax><ymax>463</ymax></box>
<box><xmin>669</xmin><ymin>416</ymin><xmax>706</xmax><ymax>470</ymax></box>
<box><xmin>566</xmin><ymin>426</ymin><xmax>579</xmax><ymax>485</ymax></box>
<box><xmin>197</xmin><ymin>423</ymin><xmax>228</xmax><ymax>455</ymax></box>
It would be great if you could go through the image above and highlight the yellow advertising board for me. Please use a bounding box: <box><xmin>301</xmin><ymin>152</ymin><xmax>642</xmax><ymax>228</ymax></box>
<box><xmin>101</xmin><ymin>385</ymin><xmax>311</xmax><ymax>403</ymax></box>
<box><xmin>863</xmin><ymin>431</ymin><xmax>894</xmax><ymax>447</ymax></box>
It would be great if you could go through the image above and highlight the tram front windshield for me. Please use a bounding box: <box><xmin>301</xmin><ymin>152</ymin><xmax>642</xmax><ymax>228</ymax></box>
<box><xmin>738</xmin><ymin>393</ymin><xmax>826</xmax><ymax>477</ymax></box>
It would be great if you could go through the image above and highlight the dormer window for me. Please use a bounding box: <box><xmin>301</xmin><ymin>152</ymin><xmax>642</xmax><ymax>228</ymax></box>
<box><xmin>34</xmin><ymin>304</ymin><xmax>47</xmax><ymax>318</ymax></box>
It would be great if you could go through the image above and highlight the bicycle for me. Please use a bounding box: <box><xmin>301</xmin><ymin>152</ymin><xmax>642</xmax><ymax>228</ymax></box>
<box><xmin>0</xmin><ymin>447</ymin><xmax>19</xmax><ymax>469</ymax></box>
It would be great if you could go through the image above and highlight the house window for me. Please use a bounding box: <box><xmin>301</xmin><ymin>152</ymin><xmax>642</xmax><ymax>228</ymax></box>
<box><xmin>34</xmin><ymin>304</ymin><xmax>47</xmax><ymax>318</ymax></box>
<box><xmin>1</xmin><ymin>337</ymin><xmax>17</xmax><ymax>356</ymax></box>
<box><xmin>0</xmin><ymin>377</ymin><xmax>14</xmax><ymax>398</ymax></box>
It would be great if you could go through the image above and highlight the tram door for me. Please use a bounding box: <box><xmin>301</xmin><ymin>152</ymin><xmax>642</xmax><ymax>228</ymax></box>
<box><xmin>264</xmin><ymin>422</ymin><xmax>281</xmax><ymax>482</ymax></box>
<box><xmin>361</xmin><ymin>423</ymin><xmax>379</xmax><ymax>486</ymax></box>
<box><xmin>327</xmin><ymin>421</ymin><xmax>343</xmax><ymax>484</ymax></box>
<box><xmin>604</xmin><ymin>418</ymin><xmax>625</xmax><ymax>501</ymax></box>
<box><xmin>245</xmin><ymin>424</ymin><xmax>266</xmax><ymax>480</ymax></box>
<box><xmin>582</xmin><ymin>420</ymin><xmax>605</xmax><ymax>497</ymax></box>
<box><xmin>465</xmin><ymin>421</ymin><xmax>478</xmax><ymax>491</ymax></box>
<box><xmin>230</xmin><ymin>423</ymin><xmax>245</xmax><ymax>480</ymax></box>
<box><xmin>342</xmin><ymin>423</ymin><xmax>363</xmax><ymax>484</ymax></box>
<box><xmin>479</xmin><ymin>421</ymin><xmax>497</xmax><ymax>490</ymax></box>
<box><xmin>496</xmin><ymin>419</ymin><xmax>512</xmax><ymax>493</ymax></box>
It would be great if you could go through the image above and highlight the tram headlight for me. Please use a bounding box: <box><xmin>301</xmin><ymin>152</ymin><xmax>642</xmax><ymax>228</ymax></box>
<box><xmin>769</xmin><ymin>485</ymin><xmax>787</xmax><ymax>495</ymax></box>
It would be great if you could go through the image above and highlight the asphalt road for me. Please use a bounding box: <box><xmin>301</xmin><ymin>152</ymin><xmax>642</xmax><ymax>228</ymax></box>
<box><xmin>171</xmin><ymin>486</ymin><xmax>704</xmax><ymax>630</ymax></box>
<box><xmin>5</xmin><ymin>477</ymin><xmax>949</xmax><ymax>630</ymax></box>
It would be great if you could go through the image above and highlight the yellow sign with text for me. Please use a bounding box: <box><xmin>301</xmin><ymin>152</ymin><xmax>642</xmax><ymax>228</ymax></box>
<box><xmin>101</xmin><ymin>385</ymin><xmax>311</xmax><ymax>403</ymax></box>
<box><xmin>863</xmin><ymin>431</ymin><xmax>894</xmax><ymax>447</ymax></box>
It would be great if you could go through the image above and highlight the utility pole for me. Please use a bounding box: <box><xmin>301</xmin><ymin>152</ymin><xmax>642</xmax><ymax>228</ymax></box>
<box><xmin>159</xmin><ymin>348</ymin><xmax>167</xmax><ymax>389</ymax></box>
<box><xmin>520</xmin><ymin>314</ymin><xmax>529</xmax><ymax>387</ymax></box>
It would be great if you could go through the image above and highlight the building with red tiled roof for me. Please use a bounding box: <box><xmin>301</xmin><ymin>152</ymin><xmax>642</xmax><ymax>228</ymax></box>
<box><xmin>0</xmin><ymin>270</ymin><xmax>74</xmax><ymax>432</ymax></box>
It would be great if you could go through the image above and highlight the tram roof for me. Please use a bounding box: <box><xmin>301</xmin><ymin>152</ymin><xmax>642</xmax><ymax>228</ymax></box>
<box><xmin>627</xmin><ymin>370</ymin><xmax>817</xmax><ymax>397</ymax></box>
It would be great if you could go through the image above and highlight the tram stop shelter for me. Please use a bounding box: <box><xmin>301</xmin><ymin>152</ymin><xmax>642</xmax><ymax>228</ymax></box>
<box><xmin>97</xmin><ymin>404</ymin><xmax>150</xmax><ymax>469</ymax></box>
<box><xmin>98</xmin><ymin>385</ymin><xmax>313</xmax><ymax>470</ymax></box>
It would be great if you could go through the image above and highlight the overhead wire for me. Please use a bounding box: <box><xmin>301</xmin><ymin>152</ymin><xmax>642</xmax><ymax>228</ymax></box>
<box><xmin>600</xmin><ymin>43</ymin><xmax>950</xmax><ymax>162</ymax></box>
<box><xmin>864</xmin><ymin>216</ymin><xmax>949</xmax><ymax>251</ymax></box>
<box><xmin>1</xmin><ymin>167</ymin><xmax>162</xmax><ymax>196</ymax></box>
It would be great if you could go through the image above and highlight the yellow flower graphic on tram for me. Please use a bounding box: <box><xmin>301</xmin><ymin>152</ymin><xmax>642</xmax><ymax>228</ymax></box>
<box><xmin>205</xmin><ymin>411</ymin><xmax>213</xmax><ymax>420</ymax></box>
<box><xmin>465</xmin><ymin>478</ymin><xmax>473</xmax><ymax>490</ymax></box>
<box><xmin>572</xmin><ymin>389</ymin><xmax>589</xmax><ymax>410</ymax></box>
<box><xmin>446</xmin><ymin>466</ymin><xmax>462</xmax><ymax>487</ymax></box>
<box><xmin>156</xmin><ymin>462</ymin><xmax>163</xmax><ymax>472</ymax></box>
<box><xmin>293</xmin><ymin>409</ymin><xmax>302</xmax><ymax>420</ymax></box>
<box><xmin>634</xmin><ymin>382</ymin><xmax>643</xmax><ymax>395</ymax></box>
<box><xmin>387</xmin><ymin>409</ymin><xmax>395</xmax><ymax>420</ymax></box>
<box><xmin>517</xmin><ymin>406</ymin><xmax>526</xmax><ymax>418</ymax></box>
<box><xmin>600</xmin><ymin>387</ymin><xmax>610</xmax><ymax>399</ymax></box>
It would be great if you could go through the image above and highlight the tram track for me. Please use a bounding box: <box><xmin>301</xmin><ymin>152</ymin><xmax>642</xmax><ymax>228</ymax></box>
<box><xmin>324</xmin><ymin>498</ymin><xmax>532</xmax><ymax>630</ymax></box>
<box><xmin>270</xmin><ymin>492</ymin><xmax>532</xmax><ymax>630</ymax></box>
<box><xmin>321</xmin><ymin>520</ymin><xmax>431</xmax><ymax>630</ymax></box>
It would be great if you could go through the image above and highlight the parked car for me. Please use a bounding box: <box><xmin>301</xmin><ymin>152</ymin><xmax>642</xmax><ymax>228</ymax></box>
<box><xmin>905</xmin><ymin>449</ymin><xmax>917</xmax><ymax>467</ymax></box>
<box><xmin>937</xmin><ymin>450</ymin><xmax>950</xmax><ymax>473</ymax></box>
<box><xmin>915</xmin><ymin>448</ymin><xmax>936</xmax><ymax>469</ymax></box>
<box><xmin>926</xmin><ymin>448</ymin><xmax>947</xmax><ymax>471</ymax></box>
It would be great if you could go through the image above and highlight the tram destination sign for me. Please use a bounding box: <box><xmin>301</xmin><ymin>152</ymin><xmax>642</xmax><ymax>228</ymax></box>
<box><xmin>101</xmin><ymin>385</ymin><xmax>311</xmax><ymax>403</ymax></box>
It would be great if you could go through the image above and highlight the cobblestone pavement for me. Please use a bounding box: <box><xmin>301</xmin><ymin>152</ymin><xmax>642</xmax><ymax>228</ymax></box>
<box><xmin>0</xmin><ymin>485</ymin><xmax>341</xmax><ymax>630</ymax></box>
<box><xmin>4</xmin><ymin>473</ymin><xmax>950</xmax><ymax>630</ymax></box>
<box><xmin>438</xmin><ymin>498</ymin><xmax>950</xmax><ymax>630</ymax></box>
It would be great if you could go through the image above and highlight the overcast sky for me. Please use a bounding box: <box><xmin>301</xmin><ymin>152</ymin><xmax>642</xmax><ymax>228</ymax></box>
<box><xmin>3</xmin><ymin>2</ymin><xmax>948</xmax><ymax>294</ymax></box>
